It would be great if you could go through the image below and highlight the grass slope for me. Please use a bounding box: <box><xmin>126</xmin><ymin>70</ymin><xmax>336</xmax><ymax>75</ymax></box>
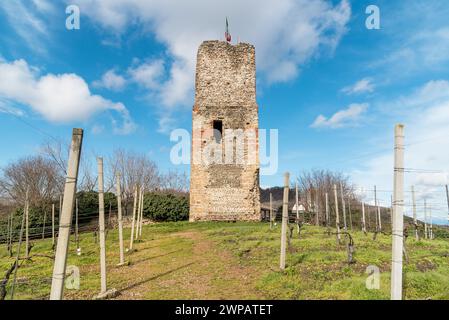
<box><xmin>1</xmin><ymin>222</ymin><xmax>449</xmax><ymax>300</ymax></box>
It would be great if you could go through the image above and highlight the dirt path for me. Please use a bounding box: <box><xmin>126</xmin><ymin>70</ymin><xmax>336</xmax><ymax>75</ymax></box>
<box><xmin>113</xmin><ymin>229</ymin><xmax>261</xmax><ymax>300</ymax></box>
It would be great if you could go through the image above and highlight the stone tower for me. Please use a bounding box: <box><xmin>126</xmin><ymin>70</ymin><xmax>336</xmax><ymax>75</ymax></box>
<box><xmin>189</xmin><ymin>40</ymin><xmax>261</xmax><ymax>222</ymax></box>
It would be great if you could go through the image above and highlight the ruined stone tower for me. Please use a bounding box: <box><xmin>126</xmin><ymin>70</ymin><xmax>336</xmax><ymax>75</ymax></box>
<box><xmin>189</xmin><ymin>40</ymin><xmax>261</xmax><ymax>221</ymax></box>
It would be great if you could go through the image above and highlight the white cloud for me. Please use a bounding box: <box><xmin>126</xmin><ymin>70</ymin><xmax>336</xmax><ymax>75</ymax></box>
<box><xmin>91</xmin><ymin>124</ymin><xmax>105</xmax><ymax>135</ymax></box>
<box><xmin>311</xmin><ymin>103</ymin><xmax>368</xmax><ymax>129</ymax></box>
<box><xmin>372</xmin><ymin>27</ymin><xmax>449</xmax><ymax>79</ymax></box>
<box><xmin>31</xmin><ymin>0</ymin><xmax>55</xmax><ymax>13</ymax></box>
<box><xmin>351</xmin><ymin>80</ymin><xmax>449</xmax><ymax>221</ymax></box>
<box><xmin>128</xmin><ymin>60</ymin><xmax>165</xmax><ymax>91</ymax></box>
<box><xmin>71</xmin><ymin>0</ymin><xmax>351</xmax><ymax>130</ymax></box>
<box><xmin>0</xmin><ymin>1</ymin><xmax>50</xmax><ymax>54</ymax></box>
<box><xmin>0</xmin><ymin>99</ymin><xmax>25</xmax><ymax>117</ymax></box>
<box><xmin>0</xmin><ymin>59</ymin><xmax>136</xmax><ymax>134</ymax></box>
<box><xmin>341</xmin><ymin>78</ymin><xmax>375</xmax><ymax>95</ymax></box>
<box><xmin>93</xmin><ymin>69</ymin><xmax>127</xmax><ymax>91</ymax></box>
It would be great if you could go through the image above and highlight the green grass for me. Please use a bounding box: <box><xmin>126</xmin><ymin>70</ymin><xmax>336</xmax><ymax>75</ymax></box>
<box><xmin>1</xmin><ymin>222</ymin><xmax>449</xmax><ymax>300</ymax></box>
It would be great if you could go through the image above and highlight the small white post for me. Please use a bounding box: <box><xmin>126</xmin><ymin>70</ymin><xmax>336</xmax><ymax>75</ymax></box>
<box><xmin>59</xmin><ymin>194</ymin><xmax>62</xmax><ymax>239</ymax></box>
<box><xmin>116</xmin><ymin>173</ymin><xmax>125</xmax><ymax>265</ymax></box>
<box><xmin>325</xmin><ymin>192</ymin><xmax>329</xmax><ymax>228</ymax></box>
<box><xmin>42</xmin><ymin>210</ymin><xmax>46</xmax><ymax>240</ymax></box>
<box><xmin>50</xmin><ymin>128</ymin><xmax>83</xmax><ymax>300</ymax></box>
<box><xmin>361</xmin><ymin>201</ymin><xmax>367</xmax><ymax>234</ymax></box>
<box><xmin>374</xmin><ymin>186</ymin><xmax>378</xmax><ymax>231</ymax></box>
<box><xmin>376</xmin><ymin>186</ymin><xmax>382</xmax><ymax>232</ymax></box>
<box><xmin>129</xmin><ymin>186</ymin><xmax>137</xmax><ymax>250</ymax></box>
<box><xmin>75</xmin><ymin>198</ymin><xmax>79</xmax><ymax>251</ymax></box>
<box><xmin>446</xmin><ymin>185</ymin><xmax>449</xmax><ymax>222</ymax></box>
<box><xmin>280</xmin><ymin>172</ymin><xmax>289</xmax><ymax>270</ymax></box>
<box><xmin>25</xmin><ymin>188</ymin><xmax>29</xmax><ymax>259</ymax></box>
<box><xmin>333</xmin><ymin>184</ymin><xmax>341</xmax><ymax>243</ymax></box>
<box><xmin>429</xmin><ymin>205</ymin><xmax>433</xmax><ymax>240</ymax></box>
<box><xmin>97</xmin><ymin>157</ymin><xmax>107</xmax><ymax>294</ymax></box>
<box><xmin>52</xmin><ymin>203</ymin><xmax>55</xmax><ymax>248</ymax></box>
<box><xmin>411</xmin><ymin>186</ymin><xmax>419</xmax><ymax>240</ymax></box>
<box><xmin>391</xmin><ymin>124</ymin><xmax>405</xmax><ymax>301</ymax></box>
<box><xmin>340</xmin><ymin>183</ymin><xmax>347</xmax><ymax>231</ymax></box>
<box><xmin>424</xmin><ymin>199</ymin><xmax>428</xmax><ymax>240</ymax></box>
<box><xmin>269</xmin><ymin>193</ymin><xmax>273</xmax><ymax>229</ymax></box>
<box><xmin>295</xmin><ymin>182</ymin><xmax>299</xmax><ymax>233</ymax></box>
<box><xmin>348</xmin><ymin>200</ymin><xmax>353</xmax><ymax>231</ymax></box>
<box><xmin>139</xmin><ymin>188</ymin><xmax>144</xmax><ymax>237</ymax></box>
<box><xmin>8</xmin><ymin>212</ymin><xmax>14</xmax><ymax>255</ymax></box>
<box><xmin>135</xmin><ymin>187</ymin><xmax>141</xmax><ymax>240</ymax></box>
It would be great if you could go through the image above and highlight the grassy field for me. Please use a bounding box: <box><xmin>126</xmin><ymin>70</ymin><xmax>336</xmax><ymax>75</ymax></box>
<box><xmin>1</xmin><ymin>221</ymin><xmax>449</xmax><ymax>300</ymax></box>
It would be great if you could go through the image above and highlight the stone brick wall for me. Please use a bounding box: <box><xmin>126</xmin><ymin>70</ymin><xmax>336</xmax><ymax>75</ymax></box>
<box><xmin>190</xmin><ymin>40</ymin><xmax>261</xmax><ymax>222</ymax></box>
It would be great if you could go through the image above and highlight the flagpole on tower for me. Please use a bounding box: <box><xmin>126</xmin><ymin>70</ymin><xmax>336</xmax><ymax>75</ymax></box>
<box><xmin>225</xmin><ymin>17</ymin><xmax>232</xmax><ymax>43</ymax></box>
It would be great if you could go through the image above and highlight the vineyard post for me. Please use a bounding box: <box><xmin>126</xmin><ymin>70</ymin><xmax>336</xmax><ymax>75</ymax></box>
<box><xmin>333</xmin><ymin>184</ymin><xmax>341</xmax><ymax>243</ymax></box>
<box><xmin>50</xmin><ymin>128</ymin><xmax>83</xmax><ymax>300</ymax></box>
<box><xmin>116</xmin><ymin>173</ymin><xmax>125</xmax><ymax>265</ymax></box>
<box><xmin>391</xmin><ymin>124</ymin><xmax>405</xmax><ymax>300</ymax></box>
<box><xmin>280</xmin><ymin>172</ymin><xmax>289</xmax><ymax>271</ymax></box>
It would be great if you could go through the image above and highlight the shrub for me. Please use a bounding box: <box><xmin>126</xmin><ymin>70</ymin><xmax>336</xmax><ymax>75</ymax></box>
<box><xmin>142</xmin><ymin>192</ymin><xmax>189</xmax><ymax>222</ymax></box>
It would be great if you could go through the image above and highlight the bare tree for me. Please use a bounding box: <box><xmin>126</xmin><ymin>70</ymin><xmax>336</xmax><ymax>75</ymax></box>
<box><xmin>161</xmin><ymin>170</ymin><xmax>189</xmax><ymax>194</ymax></box>
<box><xmin>296</xmin><ymin>169</ymin><xmax>354</xmax><ymax>225</ymax></box>
<box><xmin>106</xmin><ymin>149</ymin><xmax>161</xmax><ymax>214</ymax></box>
<box><xmin>0</xmin><ymin>156</ymin><xmax>63</xmax><ymax>205</ymax></box>
<box><xmin>41</xmin><ymin>140</ymin><xmax>69</xmax><ymax>176</ymax></box>
<box><xmin>78</xmin><ymin>156</ymin><xmax>97</xmax><ymax>192</ymax></box>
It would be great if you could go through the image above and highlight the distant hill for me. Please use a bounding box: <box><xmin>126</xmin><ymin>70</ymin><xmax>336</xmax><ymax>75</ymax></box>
<box><xmin>260</xmin><ymin>187</ymin><xmax>449</xmax><ymax>235</ymax></box>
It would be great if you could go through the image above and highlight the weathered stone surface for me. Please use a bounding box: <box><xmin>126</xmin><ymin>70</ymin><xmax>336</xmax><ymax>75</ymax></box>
<box><xmin>190</xmin><ymin>40</ymin><xmax>261</xmax><ymax>222</ymax></box>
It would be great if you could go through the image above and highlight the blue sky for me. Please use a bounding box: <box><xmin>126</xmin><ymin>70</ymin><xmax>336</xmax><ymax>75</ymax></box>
<box><xmin>1</xmin><ymin>0</ymin><xmax>449</xmax><ymax>223</ymax></box>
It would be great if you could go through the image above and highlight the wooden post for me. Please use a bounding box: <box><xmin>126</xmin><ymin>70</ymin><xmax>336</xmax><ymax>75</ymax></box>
<box><xmin>116</xmin><ymin>173</ymin><xmax>125</xmax><ymax>265</ymax></box>
<box><xmin>59</xmin><ymin>194</ymin><xmax>62</xmax><ymax>239</ymax></box>
<box><xmin>52</xmin><ymin>203</ymin><xmax>55</xmax><ymax>248</ymax></box>
<box><xmin>42</xmin><ymin>210</ymin><xmax>46</xmax><ymax>240</ymax></box>
<box><xmin>8</xmin><ymin>212</ymin><xmax>14</xmax><ymax>256</ymax></box>
<box><xmin>109</xmin><ymin>202</ymin><xmax>112</xmax><ymax>230</ymax></box>
<box><xmin>325</xmin><ymin>192</ymin><xmax>330</xmax><ymax>228</ymax></box>
<box><xmin>424</xmin><ymin>199</ymin><xmax>428</xmax><ymax>239</ymax></box>
<box><xmin>391</xmin><ymin>124</ymin><xmax>404</xmax><ymax>300</ymax></box>
<box><xmin>269</xmin><ymin>193</ymin><xmax>273</xmax><ymax>229</ymax></box>
<box><xmin>6</xmin><ymin>214</ymin><xmax>11</xmax><ymax>251</ymax></box>
<box><xmin>340</xmin><ymin>183</ymin><xmax>347</xmax><ymax>231</ymax></box>
<box><xmin>375</xmin><ymin>186</ymin><xmax>382</xmax><ymax>232</ymax></box>
<box><xmin>411</xmin><ymin>186</ymin><xmax>419</xmax><ymax>241</ymax></box>
<box><xmin>429</xmin><ymin>205</ymin><xmax>433</xmax><ymax>240</ymax></box>
<box><xmin>75</xmin><ymin>198</ymin><xmax>79</xmax><ymax>251</ymax></box>
<box><xmin>333</xmin><ymin>184</ymin><xmax>341</xmax><ymax>243</ymax></box>
<box><xmin>389</xmin><ymin>195</ymin><xmax>392</xmax><ymax>231</ymax></box>
<box><xmin>361</xmin><ymin>201</ymin><xmax>367</xmax><ymax>234</ymax></box>
<box><xmin>139</xmin><ymin>189</ymin><xmax>144</xmax><ymax>237</ymax></box>
<box><xmin>295</xmin><ymin>182</ymin><xmax>300</xmax><ymax>233</ymax></box>
<box><xmin>348</xmin><ymin>200</ymin><xmax>353</xmax><ymax>231</ymax></box>
<box><xmin>50</xmin><ymin>128</ymin><xmax>83</xmax><ymax>300</ymax></box>
<box><xmin>446</xmin><ymin>185</ymin><xmax>449</xmax><ymax>222</ymax></box>
<box><xmin>10</xmin><ymin>211</ymin><xmax>26</xmax><ymax>300</ymax></box>
<box><xmin>280</xmin><ymin>172</ymin><xmax>289</xmax><ymax>270</ymax></box>
<box><xmin>135</xmin><ymin>187</ymin><xmax>141</xmax><ymax>240</ymax></box>
<box><xmin>97</xmin><ymin>157</ymin><xmax>107</xmax><ymax>294</ymax></box>
<box><xmin>25</xmin><ymin>188</ymin><xmax>29</xmax><ymax>259</ymax></box>
<box><xmin>129</xmin><ymin>186</ymin><xmax>137</xmax><ymax>250</ymax></box>
<box><xmin>373</xmin><ymin>187</ymin><xmax>378</xmax><ymax>231</ymax></box>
